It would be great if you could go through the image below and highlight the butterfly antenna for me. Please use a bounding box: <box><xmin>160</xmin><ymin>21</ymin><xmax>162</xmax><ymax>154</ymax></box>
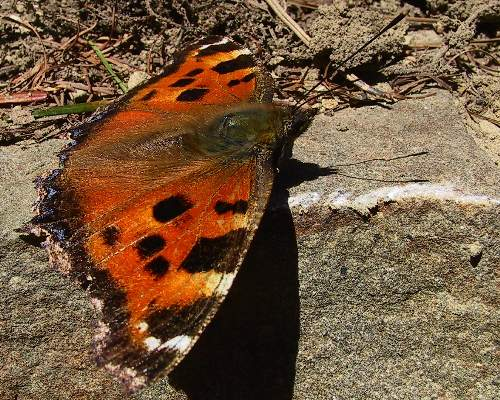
<box><xmin>292</xmin><ymin>11</ymin><xmax>407</xmax><ymax>112</ymax></box>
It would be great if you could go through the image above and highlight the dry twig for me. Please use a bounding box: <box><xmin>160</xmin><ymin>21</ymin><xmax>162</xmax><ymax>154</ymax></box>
<box><xmin>264</xmin><ymin>0</ymin><xmax>312</xmax><ymax>47</ymax></box>
<box><xmin>0</xmin><ymin>91</ymin><xmax>47</xmax><ymax>105</ymax></box>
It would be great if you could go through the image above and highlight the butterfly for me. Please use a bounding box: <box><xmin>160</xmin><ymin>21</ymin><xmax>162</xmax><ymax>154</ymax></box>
<box><xmin>30</xmin><ymin>36</ymin><xmax>297</xmax><ymax>392</ymax></box>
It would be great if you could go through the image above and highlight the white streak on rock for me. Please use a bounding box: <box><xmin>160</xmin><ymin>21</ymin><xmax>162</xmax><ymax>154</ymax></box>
<box><xmin>326</xmin><ymin>189</ymin><xmax>351</xmax><ymax>208</ymax></box>
<box><xmin>288</xmin><ymin>191</ymin><xmax>321</xmax><ymax>209</ymax></box>
<box><xmin>326</xmin><ymin>183</ymin><xmax>500</xmax><ymax>214</ymax></box>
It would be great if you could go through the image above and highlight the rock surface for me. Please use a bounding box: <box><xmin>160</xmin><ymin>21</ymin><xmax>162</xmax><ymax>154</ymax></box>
<box><xmin>0</xmin><ymin>91</ymin><xmax>498</xmax><ymax>399</ymax></box>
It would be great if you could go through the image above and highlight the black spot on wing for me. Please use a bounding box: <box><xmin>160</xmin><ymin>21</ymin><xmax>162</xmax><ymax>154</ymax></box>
<box><xmin>241</xmin><ymin>72</ymin><xmax>255</xmax><ymax>82</ymax></box>
<box><xmin>227</xmin><ymin>72</ymin><xmax>254</xmax><ymax>88</ymax></box>
<box><xmin>102</xmin><ymin>226</ymin><xmax>120</xmax><ymax>246</ymax></box>
<box><xmin>136</xmin><ymin>235</ymin><xmax>166</xmax><ymax>259</ymax></box>
<box><xmin>181</xmin><ymin>228</ymin><xmax>246</xmax><ymax>273</ymax></box>
<box><xmin>153</xmin><ymin>195</ymin><xmax>193</xmax><ymax>223</ymax></box>
<box><xmin>214</xmin><ymin>200</ymin><xmax>248</xmax><ymax>215</ymax></box>
<box><xmin>146</xmin><ymin>297</ymin><xmax>211</xmax><ymax>342</ymax></box>
<box><xmin>233</xmin><ymin>201</ymin><xmax>248</xmax><ymax>213</ymax></box>
<box><xmin>176</xmin><ymin>88</ymin><xmax>209</xmax><ymax>102</ymax></box>
<box><xmin>145</xmin><ymin>256</ymin><xmax>170</xmax><ymax>278</ymax></box>
<box><xmin>212</xmin><ymin>54</ymin><xmax>254</xmax><ymax>74</ymax></box>
<box><xmin>170</xmin><ymin>78</ymin><xmax>195</xmax><ymax>87</ymax></box>
<box><xmin>197</xmin><ymin>41</ymin><xmax>240</xmax><ymax>57</ymax></box>
<box><xmin>140</xmin><ymin>89</ymin><xmax>157</xmax><ymax>101</ymax></box>
<box><xmin>186</xmin><ymin>68</ymin><xmax>203</xmax><ymax>77</ymax></box>
<box><xmin>214</xmin><ymin>201</ymin><xmax>233</xmax><ymax>213</ymax></box>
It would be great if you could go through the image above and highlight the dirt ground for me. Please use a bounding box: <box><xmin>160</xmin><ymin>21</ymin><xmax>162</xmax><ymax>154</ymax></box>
<box><xmin>0</xmin><ymin>0</ymin><xmax>499</xmax><ymax>164</ymax></box>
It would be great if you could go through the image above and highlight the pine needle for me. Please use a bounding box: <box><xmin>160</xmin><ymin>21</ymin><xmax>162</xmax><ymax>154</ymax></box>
<box><xmin>88</xmin><ymin>41</ymin><xmax>128</xmax><ymax>94</ymax></box>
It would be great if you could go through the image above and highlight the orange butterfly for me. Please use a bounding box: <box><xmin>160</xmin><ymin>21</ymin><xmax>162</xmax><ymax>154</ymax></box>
<box><xmin>31</xmin><ymin>36</ymin><xmax>295</xmax><ymax>392</ymax></box>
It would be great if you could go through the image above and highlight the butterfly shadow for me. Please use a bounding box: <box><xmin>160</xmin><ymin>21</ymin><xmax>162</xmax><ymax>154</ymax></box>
<box><xmin>168</xmin><ymin>155</ymin><xmax>337</xmax><ymax>399</ymax></box>
<box><xmin>169</xmin><ymin>184</ymin><xmax>300</xmax><ymax>400</ymax></box>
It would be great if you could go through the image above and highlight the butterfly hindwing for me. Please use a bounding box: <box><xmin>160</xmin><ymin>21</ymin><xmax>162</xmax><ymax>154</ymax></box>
<box><xmin>91</xmin><ymin>154</ymin><xmax>275</xmax><ymax>390</ymax></box>
<box><xmin>32</xmin><ymin>37</ymin><xmax>283</xmax><ymax>391</ymax></box>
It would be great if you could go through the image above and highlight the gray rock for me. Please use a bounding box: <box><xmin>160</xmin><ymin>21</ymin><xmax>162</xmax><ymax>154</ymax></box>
<box><xmin>0</xmin><ymin>91</ymin><xmax>498</xmax><ymax>399</ymax></box>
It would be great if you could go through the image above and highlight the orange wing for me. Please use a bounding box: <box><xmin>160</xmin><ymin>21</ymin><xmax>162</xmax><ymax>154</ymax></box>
<box><xmin>32</xmin><ymin>37</ymin><xmax>282</xmax><ymax>392</ymax></box>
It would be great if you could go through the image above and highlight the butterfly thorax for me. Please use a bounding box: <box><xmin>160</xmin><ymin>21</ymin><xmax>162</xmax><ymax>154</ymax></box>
<box><xmin>186</xmin><ymin>103</ymin><xmax>289</xmax><ymax>157</ymax></box>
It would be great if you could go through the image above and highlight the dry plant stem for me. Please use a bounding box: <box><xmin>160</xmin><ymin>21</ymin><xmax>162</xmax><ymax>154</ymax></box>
<box><xmin>106</xmin><ymin>56</ymin><xmax>141</xmax><ymax>71</ymax></box>
<box><xmin>10</xmin><ymin>60</ymin><xmax>45</xmax><ymax>89</ymax></box>
<box><xmin>1</xmin><ymin>14</ymin><xmax>47</xmax><ymax>66</ymax></box>
<box><xmin>1</xmin><ymin>15</ymin><xmax>49</xmax><ymax>92</ymax></box>
<box><xmin>264</xmin><ymin>0</ymin><xmax>312</xmax><ymax>47</ymax></box>
<box><xmin>447</xmin><ymin>48</ymin><xmax>500</xmax><ymax>75</ymax></box>
<box><xmin>0</xmin><ymin>120</ymin><xmax>65</xmax><ymax>146</ymax></box>
<box><xmin>0</xmin><ymin>90</ymin><xmax>47</xmax><ymax>105</ymax></box>
<box><xmin>393</xmin><ymin>77</ymin><xmax>432</xmax><ymax>94</ymax></box>
<box><xmin>391</xmin><ymin>74</ymin><xmax>454</xmax><ymax>96</ymax></box>
<box><xmin>83</xmin><ymin>67</ymin><xmax>94</xmax><ymax>96</ymax></box>
<box><xmin>345</xmin><ymin>73</ymin><xmax>395</xmax><ymax>99</ymax></box>
<box><xmin>408</xmin><ymin>44</ymin><xmax>442</xmax><ymax>49</ymax></box>
<box><xmin>146</xmin><ymin>36</ymin><xmax>164</xmax><ymax>74</ymax></box>
<box><xmin>469</xmin><ymin>111</ymin><xmax>500</xmax><ymax>128</ymax></box>
<box><xmin>145</xmin><ymin>0</ymin><xmax>180</xmax><ymax>26</ymax></box>
<box><xmin>406</xmin><ymin>17</ymin><xmax>438</xmax><ymax>24</ymax></box>
<box><xmin>293</xmin><ymin>11</ymin><xmax>407</xmax><ymax>110</ymax></box>
<box><xmin>467</xmin><ymin>49</ymin><xmax>500</xmax><ymax>74</ymax></box>
<box><xmin>472</xmin><ymin>37</ymin><xmax>500</xmax><ymax>44</ymax></box>
<box><xmin>51</xmin><ymin>93</ymin><xmax>61</xmax><ymax>106</ymax></box>
<box><xmin>54</xmin><ymin>81</ymin><xmax>115</xmax><ymax>96</ymax></box>
<box><xmin>467</xmin><ymin>54</ymin><xmax>500</xmax><ymax>75</ymax></box>
<box><xmin>335</xmin><ymin>172</ymin><xmax>428</xmax><ymax>183</ymax></box>
<box><xmin>61</xmin><ymin>22</ymin><xmax>98</xmax><ymax>51</ymax></box>
<box><xmin>80</xmin><ymin>34</ymin><xmax>133</xmax><ymax>59</ymax></box>
<box><xmin>333</xmin><ymin>151</ymin><xmax>429</xmax><ymax>167</ymax></box>
<box><xmin>287</xmin><ymin>0</ymin><xmax>319</xmax><ymax>9</ymax></box>
<box><xmin>110</xmin><ymin>3</ymin><xmax>117</xmax><ymax>38</ymax></box>
<box><xmin>410</xmin><ymin>38</ymin><xmax>499</xmax><ymax>48</ymax></box>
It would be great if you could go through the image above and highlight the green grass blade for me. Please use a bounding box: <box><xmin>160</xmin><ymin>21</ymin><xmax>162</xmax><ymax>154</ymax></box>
<box><xmin>32</xmin><ymin>100</ymin><xmax>110</xmax><ymax>118</ymax></box>
<box><xmin>88</xmin><ymin>41</ymin><xmax>128</xmax><ymax>94</ymax></box>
